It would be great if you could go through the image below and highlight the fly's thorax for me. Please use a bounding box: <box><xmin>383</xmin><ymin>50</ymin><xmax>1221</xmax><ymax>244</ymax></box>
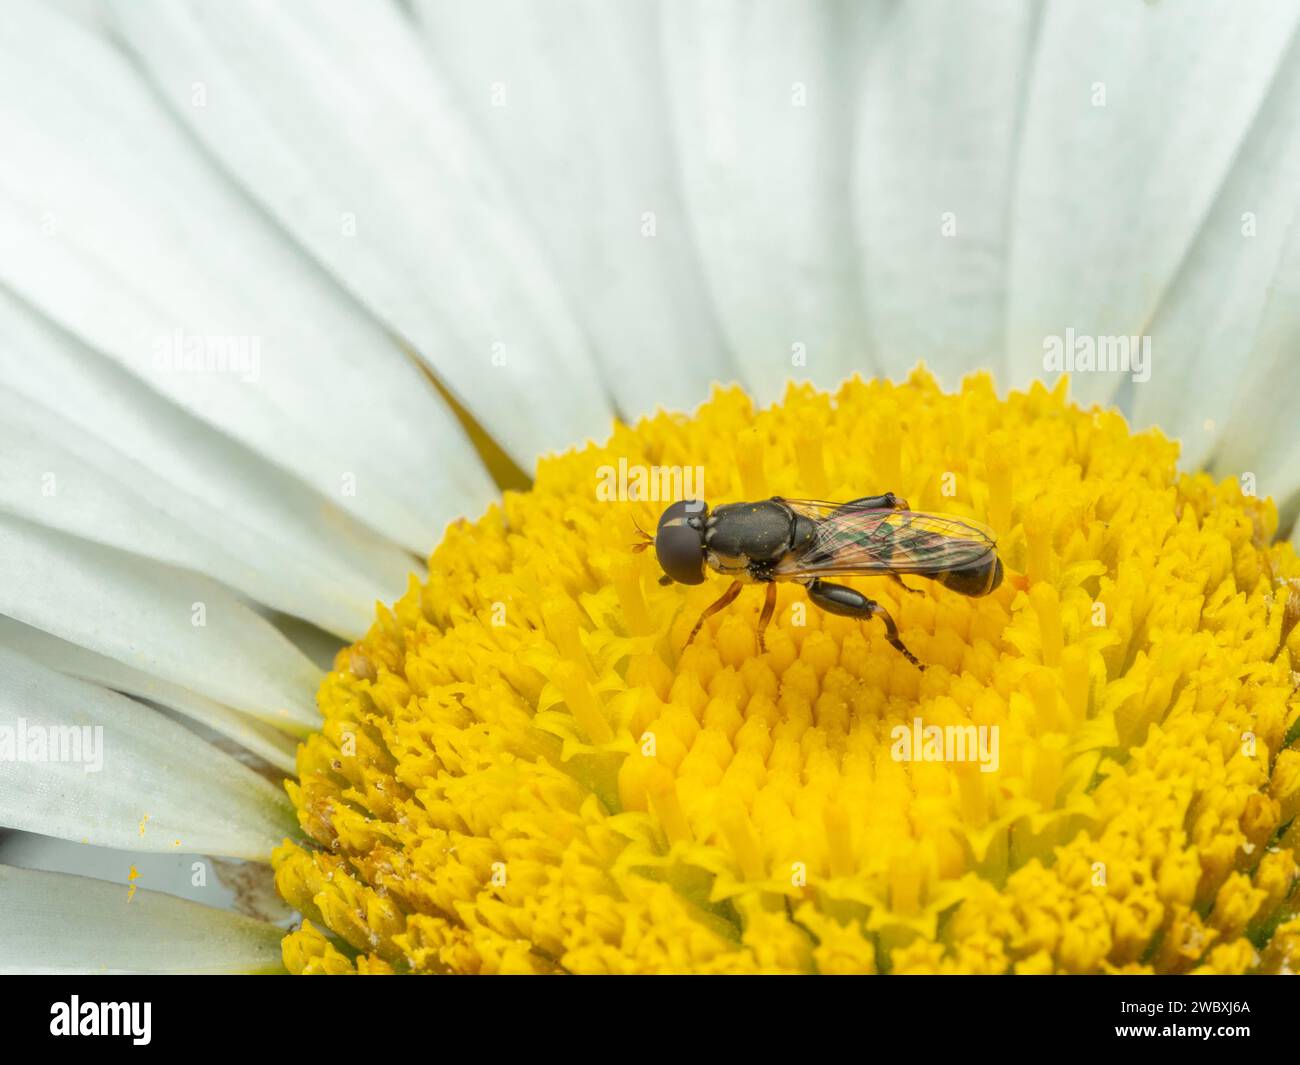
<box><xmin>791</xmin><ymin>513</ymin><xmax>818</xmax><ymax>555</ymax></box>
<box><xmin>705</xmin><ymin>556</ymin><xmax>754</xmax><ymax>581</ymax></box>
<box><xmin>705</xmin><ymin>500</ymin><xmax>797</xmax><ymax>569</ymax></box>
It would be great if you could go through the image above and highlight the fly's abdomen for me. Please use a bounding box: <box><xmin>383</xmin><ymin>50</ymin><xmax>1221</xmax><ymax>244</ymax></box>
<box><xmin>935</xmin><ymin>555</ymin><xmax>1003</xmax><ymax>597</ymax></box>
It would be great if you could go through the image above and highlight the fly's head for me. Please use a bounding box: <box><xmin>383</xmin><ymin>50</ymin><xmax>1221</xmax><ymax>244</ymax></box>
<box><xmin>652</xmin><ymin>500</ymin><xmax>710</xmax><ymax>585</ymax></box>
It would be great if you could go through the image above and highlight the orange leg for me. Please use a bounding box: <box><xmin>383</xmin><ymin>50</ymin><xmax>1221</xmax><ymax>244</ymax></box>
<box><xmin>756</xmin><ymin>582</ymin><xmax>778</xmax><ymax>653</ymax></box>
<box><xmin>685</xmin><ymin>580</ymin><xmax>743</xmax><ymax>648</ymax></box>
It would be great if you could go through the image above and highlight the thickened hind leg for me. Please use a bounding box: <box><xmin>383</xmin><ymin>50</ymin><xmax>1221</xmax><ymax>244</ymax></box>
<box><xmin>806</xmin><ymin>578</ymin><xmax>924</xmax><ymax>669</ymax></box>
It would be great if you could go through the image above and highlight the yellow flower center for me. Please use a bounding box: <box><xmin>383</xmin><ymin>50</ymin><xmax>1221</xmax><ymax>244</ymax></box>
<box><xmin>273</xmin><ymin>368</ymin><xmax>1300</xmax><ymax>974</ymax></box>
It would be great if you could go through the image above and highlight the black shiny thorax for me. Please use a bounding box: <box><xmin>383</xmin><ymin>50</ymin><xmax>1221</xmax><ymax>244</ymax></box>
<box><xmin>704</xmin><ymin>499</ymin><xmax>818</xmax><ymax>581</ymax></box>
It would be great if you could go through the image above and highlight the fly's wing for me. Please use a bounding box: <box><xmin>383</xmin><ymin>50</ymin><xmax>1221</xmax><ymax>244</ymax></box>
<box><xmin>772</xmin><ymin>499</ymin><xmax>997</xmax><ymax>578</ymax></box>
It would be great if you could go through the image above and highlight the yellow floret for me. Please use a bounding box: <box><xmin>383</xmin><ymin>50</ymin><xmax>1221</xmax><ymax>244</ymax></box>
<box><xmin>276</xmin><ymin>369</ymin><xmax>1300</xmax><ymax>973</ymax></box>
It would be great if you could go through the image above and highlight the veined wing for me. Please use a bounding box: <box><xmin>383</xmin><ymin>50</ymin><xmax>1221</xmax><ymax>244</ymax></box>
<box><xmin>773</xmin><ymin>498</ymin><xmax>997</xmax><ymax>578</ymax></box>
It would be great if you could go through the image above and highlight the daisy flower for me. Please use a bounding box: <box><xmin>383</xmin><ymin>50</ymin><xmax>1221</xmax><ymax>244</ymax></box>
<box><xmin>1</xmin><ymin>0</ymin><xmax>1298</xmax><ymax>975</ymax></box>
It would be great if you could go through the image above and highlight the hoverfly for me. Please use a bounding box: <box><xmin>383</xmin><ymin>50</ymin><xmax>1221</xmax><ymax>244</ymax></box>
<box><xmin>633</xmin><ymin>494</ymin><xmax>1003</xmax><ymax>669</ymax></box>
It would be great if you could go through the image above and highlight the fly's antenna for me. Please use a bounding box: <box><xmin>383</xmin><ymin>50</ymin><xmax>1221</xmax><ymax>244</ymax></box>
<box><xmin>630</xmin><ymin>517</ymin><xmax>654</xmax><ymax>553</ymax></box>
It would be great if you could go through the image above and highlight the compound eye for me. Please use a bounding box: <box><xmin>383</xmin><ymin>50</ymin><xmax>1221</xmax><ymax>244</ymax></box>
<box><xmin>656</xmin><ymin>500</ymin><xmax>707</xmax><ymax>530</ymax></box>
<box><xmin>655</xmin><ymin>500</ymin><xmax>708</xmax><ymax>585</ymax></box>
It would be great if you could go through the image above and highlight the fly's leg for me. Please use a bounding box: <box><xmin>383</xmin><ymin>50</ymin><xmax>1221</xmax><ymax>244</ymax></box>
<box><xmin>684</xmin><ymin>580</ymin><xmax>743</xmax><ymax>648</ymax></box>
<box><xmin>841</xmin><ymin>492</ymin><xmax>909</xmax><ymax>512</ymax></box>
<box><xmin>755</xmin><ymin>582</ymin><xmax>778</xmax><ymax>653</ymax></box>
<box><xmin>888</xmin><ymin>573</ymin><xmax>925</xmax><ymax>597</ymax></box>
<box><xmin>806</xmin><ymin>578</ymin><xmax>924</xmax><ymax>669</ymax></box>
<box><xmin>778</xmin><ymin>492</ymin><xmax>908</xmax><ymax>513</ymax></box>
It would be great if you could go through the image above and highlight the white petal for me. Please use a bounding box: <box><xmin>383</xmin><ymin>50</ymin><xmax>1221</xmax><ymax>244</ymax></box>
<box><xmin>0</xmin><ymin>514</ymin><xmax>321</xmax><ymax>729</ymax></box>
<box><xmin>0</xmin><ymin>617</ymin><xmax>298</xmax><ymax>774</ymax></box>
<box><xmin>662</xmin><ymin>0</ymin><xmax>872</xmax><ymax>401</ymax></box>
<box><xmin>0</xmin><ymin>831</ymin><xmax>246</xmax><ymax>911</ymax></box>
<box><xmin>1209</xmin><ymin>211</ymin><xmax>1300</xmax><ymax>529</ymax></box>
<box><xmin>1132</xmin><ymin>31</ymin><xmax>1300</xmax><ymax>470</ymax></box>
<box><xmin>413</xmin><ymin>0</ymin><xmax>735</xmax><ymax>416</ymax></box>
<box><xmin>0</xmin><ymin>863</ymin><xmax>284</xmax><ymax>974</ymax></box>
<box><xmin>109</xmin><ymin>0</ymin><xmax>618</xmax><ymax>463</ymax></box>
<box><xmin>0</xmin><ymin>648</ymin><xmax>296</xmax><ymax>860</ymax></box>
<box><xmin>262</xmin><ymin>611</ymin><xmax>348</xmax><ymax>674</ymax></box>
<box><xmin>0</xmin><ymin>2</ymin><xmax>495</xmax><ymax>553</ymax></box>
<box><xmin>43</xmin><ymin>0</ymin><xmax>109</xmax><ymax>33</ymax></box>
<box><xmin>1004</xmin><ymin>0</ymin><xmax>1300</xmax><ymax>406</ymax></box>
<box><xmin>0</xmin><ymin>289</ymin><xmax>412</xmax><ymax>639</ymax></box>
<box><xmin>853</xmin><ymin>1</ymin><xmax>1037</xmax><ymax>386</ymax></box>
